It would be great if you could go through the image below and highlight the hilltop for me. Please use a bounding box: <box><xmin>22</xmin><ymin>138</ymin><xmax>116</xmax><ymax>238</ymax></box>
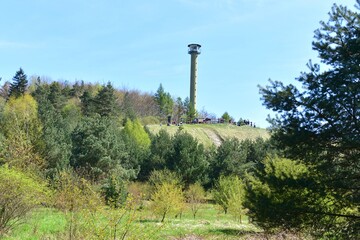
<box><xmin>146</xmin><ymin>124</ymin><xmax>270</xmax><ymax>148</ymax></box>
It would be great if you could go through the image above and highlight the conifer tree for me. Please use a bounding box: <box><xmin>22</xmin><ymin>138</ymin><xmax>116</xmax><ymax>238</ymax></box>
<box><xmin>169</xmin><ymin>131</ymin><xmax>208</xmax><ymax>186</ymax></box>
<box><xmin>93</xmin><ymin>82</ymin><xmax>117</xmax><ymax>117</ymax></box>
<box><xmin>8</xmin><ymin>68</ymin><xmax>28</xmax><ymax>98</ymax></box>
<box><xmin>258</xmin><ymin>2</ymin><xmax>360</xmax><ymax>238</ymax></box>
<box><xmin>154</xmin><ymin>84</ymin><xmax>173</xmax><ymax>117</ymax></box>
<box><xmin>80</xmin><ymin>90</ymin><xmax>94</xmax><ymax>116</ymax></box>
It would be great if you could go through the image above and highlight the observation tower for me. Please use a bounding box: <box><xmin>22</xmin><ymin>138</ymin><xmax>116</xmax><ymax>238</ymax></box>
<box><xmin>188</xmin><ymin>43</ymin><xmax>201</xmax><ymax>112</ymax></box>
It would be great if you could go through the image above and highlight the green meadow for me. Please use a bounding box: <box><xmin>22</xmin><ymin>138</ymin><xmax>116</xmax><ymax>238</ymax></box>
<box><xmin>147</xmin><ymin>124</ymin><xmax>270</xmax><ymax>147</ymax></box>
<box><xmin>4</xmin><ymin>203</ymin><xmax>260</xmax><ymax>240</ymax></box>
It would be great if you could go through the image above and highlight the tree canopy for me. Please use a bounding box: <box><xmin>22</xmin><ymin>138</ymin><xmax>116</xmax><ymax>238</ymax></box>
<box><xmin>154</xmin><ymin>84</ymin><xmax>174</xmax><ymax>117</ymax></box>
<box><xmin>259</xmin><ymin>2</ymin><xmax>360</xmax><ymax>238</ymax></box>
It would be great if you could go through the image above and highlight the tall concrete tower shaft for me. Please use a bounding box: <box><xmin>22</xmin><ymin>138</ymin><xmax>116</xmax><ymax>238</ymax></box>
<box><xmin>188</xmin><ymin>44</ymin><xmax>201</xmax><ymax>112</ymax></box>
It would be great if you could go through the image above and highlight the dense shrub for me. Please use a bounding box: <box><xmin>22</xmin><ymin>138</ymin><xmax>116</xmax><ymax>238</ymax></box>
<box><xmin>0</xmin><ymin>166</ymin><xmax>49</xmax><ymax>236</ymax></box>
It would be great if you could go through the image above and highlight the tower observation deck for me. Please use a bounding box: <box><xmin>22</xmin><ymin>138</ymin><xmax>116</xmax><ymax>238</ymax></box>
<box><xmin>188</xmin><ymin>44</ymin><xmax>201</xmax><ymax>113</ymax></box>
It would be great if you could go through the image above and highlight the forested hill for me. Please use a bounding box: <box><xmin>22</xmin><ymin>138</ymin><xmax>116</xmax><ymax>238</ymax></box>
<box><xmin>1</xmin><ymin>2</ymin><xmax>359</xmax><ymax>239</ymax></box>
<box><xmin>147</xmin><ymin>124</ymin><xmax>269</xmax><ymax>148</ymax></box>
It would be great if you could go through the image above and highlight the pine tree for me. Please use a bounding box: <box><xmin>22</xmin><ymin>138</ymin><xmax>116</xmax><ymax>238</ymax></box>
<box><xmin>169</xmin><ymin>131</ymin><xmax>208</xmax><ymax>187</ymax></box>
<box><xmin>258</xmin><ymin>2</ymin><xmax>360</xmax><ymax>238</ymax></box>
<box><xmin>8</xmin><ymin>68</ymin><xmax>28</xmax><ymax>98</ymax></box>
<box><xmin>80</xmin><ymin>90</ymin><xmax>94</xmax><ymax>116</ymax></box>
<box><xmin>93</xmin><ymin>82</ymin><xmax>117</xmax><ymax>117</ymax></box>
<box><xmin>154</xmin><ymin>84</ymin><xmax>173</xmax><ymax>117</ymax></box>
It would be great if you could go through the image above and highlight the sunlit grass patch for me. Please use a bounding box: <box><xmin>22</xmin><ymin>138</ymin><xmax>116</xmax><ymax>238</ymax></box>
<box><xmin>4</xmin><ymin>201</ymin><xmax>264</xmax><ymax>240</ymax></box>
<box><xmin>4</xmin><ymin>208</ymin><xmax>66</xmax><ymax>240</ymax></box>
<box><xmin>147</xmin><ymin>124</ymin><xmax>269</xmax><ymax>148</ymax></box>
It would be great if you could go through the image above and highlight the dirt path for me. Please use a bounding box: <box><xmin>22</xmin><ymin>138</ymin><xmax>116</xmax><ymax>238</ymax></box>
<box><xmin>203</xmin><ymin>128</ymin><xmax>223</xmax><ymax>147</ymax></box>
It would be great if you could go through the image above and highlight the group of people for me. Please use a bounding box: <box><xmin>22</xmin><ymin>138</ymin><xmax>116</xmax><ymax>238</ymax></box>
<box><xmin>163</xmin><ymin>117</ymin><xmax>257</xmax><ymax>128</ymax></box>
<box><xmin>241</xmin><ymin>119</ymin><xmax>256</xmax><ymax>128</ymax></box>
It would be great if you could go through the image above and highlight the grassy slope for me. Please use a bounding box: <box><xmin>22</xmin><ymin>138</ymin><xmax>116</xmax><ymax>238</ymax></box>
<box><xmin>147</xmin><ymin>124</ymin><xmax>270</xmax><ymax>147</ymax></box>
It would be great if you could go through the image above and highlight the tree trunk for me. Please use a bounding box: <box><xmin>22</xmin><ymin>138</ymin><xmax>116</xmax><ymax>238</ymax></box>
<box><xmin>161</xmin><ymin>212</ymin><xmax>166</xmax><ymax>222</ymax></box>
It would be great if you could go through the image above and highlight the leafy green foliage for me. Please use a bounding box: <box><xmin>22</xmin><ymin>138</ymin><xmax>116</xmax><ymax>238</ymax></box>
<box><xmin>213</xmin><ymin>175</ymin><xmax>245</xmax><ymax>215</ymax></box>
<box><xmin>173</xmin><ymin>97</ymin><xmax>185</xmax><ymax>123</ymax></box>
<box><xmin>245</xmin><ymin>156</ymin><xmax>332</xmax><ymax>233</ymax></box>
<box><xmin>92</xmin><ymin>82</ymin><xmax>118</xmax><ymax>117</ymax></box>
<box><xmin>154</xmin><ymin>84</ymin><xmax>174</xmax><ymax>117</ymax></box>
<box><xmin>61</xmin><ymin>98</ymin><xmax>82</xmax><ymax>131</ymax></box>
<box><xmin>70</xmin><ymin>116</ymin><xmax>131</xmax><ymax>181</ymax></box>
<box><xmin>123</xmin><ymin>118</ymin><xmax>151</xmax><ymax>181</ymax></box>
<box><xmin>211</xmin><ymin>138</ymin><xmax>246</xmax><ymax>181</ymax></box>
<box><xmin>184</xmin><ymin>97</ymin><xmax>196</xmax><ymax>122</ymax></box>
<box><xmin>139</xmin><ymin>129</ymin><xmax>173</xmax><ymax>180</ymax></box>
<box><xmin>151</xmin><ymin>181</ymin><xmax>185</xmax><ymax>222</ymax></box>
<box><xmin>53</xmin><ymin>169</ymin><xmax>103</xmax><ymax>239</ymax></box>
<box><xmin>79</xmin><ymin>82</ymin><xmax>118</xmax><ymax>117</ymax></box>
<box><xmin>79</xmin><ymin>90</ymin><xmax>94</xmax><ymax>116</ymax></box>
<box><xmin>169</xmin><ymin>131</ymin><xmax>209</xmax><ymax>186</ymax></box>
<box><xmin>123</xmin><ymin>118</ymin><xmax>151</xmax><ymax>149</ymax></box>
<box><xmin>54</xmin><ymin>169</ymin><xmax>102</xmax><ymax>212</ymax></box>
<box><xmin>2</xmin><ymin>94</ymin><xmax>41</xmax><ymax>142</ymax></box>
<box><xmin>0</xmin><ymin>68</ymin><xmax>278</xmax><ymax>238</ymax></box>
<box><xmin>120</xmin><ymin>91</ymin><xmax>137</xmax><ymax>121</ymax></box>
<box><xmin>48</xmin><ymin>82</ymin><xmax>67</xmax><ymax>111</ymax></box>
<box><xmin>259</xmin><ymin>3</ymin><xmax>360</xmax><ymax>238</ymax></box>
<box><xmin>32</xmin><ymin>80</ymin><xmax>81</xmax><ymax>176</ymax></box>
<box><xmin>209</xmin><ymin>138</ymin><xmax>272</xmax><ymax>185</ymax></box>
<box><xmin>148</xmin><ymin>169</ymin><xmax>182</xmax><ymax>190</ymax></box>
<box><xmin>38</xmin><ymin>101</ymin><xmax>72</xmax><ymax>176</ymax></box>
<box><xmin>1</xmin><ymin>94</ymin><xmax>44</xmax><ymax>170</ymax></box>
<box><xmin>141</xmin><ymin>129</ymin><xmax>210</xmax><ymax>185</ymax></box>
<box><xmin>221</xmin><ymin>112</ymin><xmax>231</xmax><ymax>123</ymax></box>
<box><xmin>0</xmin><ymin>166</ymin><xmax>50</xmax><ymax>236</ymax></box>
<box><xmin>101</xmin><ymin>174</ymin><xmax>128</xmax><ymax>208</ymax></box>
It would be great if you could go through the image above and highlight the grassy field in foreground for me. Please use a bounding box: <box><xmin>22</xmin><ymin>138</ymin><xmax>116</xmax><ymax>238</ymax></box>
<box><xmin>147</xmin><ymin>124</ymin><xmax>270</xmax><ymax>147</ymax></box>
<box><xmin>4</xmin><ymin>204</ymin><xmax>259</xmax><ymax>240</ymax></box>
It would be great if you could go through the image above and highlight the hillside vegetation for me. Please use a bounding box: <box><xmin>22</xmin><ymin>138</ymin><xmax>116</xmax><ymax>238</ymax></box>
<box><xmin>147</xmin><ymin>124</ymin><xmax>270</xmax><ymax>147</ymax></box>
<box><xmin>2</xmin><ymin>4</ymin><xmax>359</xmax><ymax>237</ymax></box>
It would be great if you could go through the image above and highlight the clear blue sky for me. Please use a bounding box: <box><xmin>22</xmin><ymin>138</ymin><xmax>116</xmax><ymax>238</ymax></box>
<box><xmin>0</xmin><ymin>0</ymin><xmax>357</xmax><ymax>127</ymax></box>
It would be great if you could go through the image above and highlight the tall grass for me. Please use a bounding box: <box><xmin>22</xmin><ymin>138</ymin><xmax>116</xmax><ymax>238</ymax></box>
<box><xmin>4</xmin><ymin>203</ymin><xmax>259</xmax><ymax>240</ymax></box>
<box><xmin>147</xmin><ymin>124</ymin><xmax>269</xmax><ymax>148</ymax></box>
<box><xmin>3</xmin><ymin>208</ymin><xmax>66</xmax><ymax>240</ymax></box>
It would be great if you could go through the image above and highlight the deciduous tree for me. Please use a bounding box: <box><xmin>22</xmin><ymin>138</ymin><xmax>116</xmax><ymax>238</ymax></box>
<box><xmin>1</xmin><ymin>94</ymin><xmax>44</xmax><ymax>170</ymax></box>
<box><xmin>221</xmin><ymin>112</ymin><xmax>231</xmax><ymax>123</ymax></box>
<box><xmin>151</xmin><ymin>181</ymin><xmax>184</xmax><ymax>222</ymax></box>
<box><xmin>0</xmin><ymin>166</ymin><xmax>50</xmax><ymax>236</ymax></box>
<box><xmin>185</xmin><ymin>182</ymin><xmax>206</xmax><ymax>219</ymax></box>
<box><xmin>213</xmin><ymin>175</ymin><xmax>245</xmax><ymax>215</ymax></box>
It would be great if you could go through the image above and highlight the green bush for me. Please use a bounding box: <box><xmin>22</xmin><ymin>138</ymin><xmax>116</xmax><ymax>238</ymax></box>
<box><xmin>0</xmin><ymin>166</ymin><xmax>50</xmax><ymax>236</ymax></box>
<box><xmin>151</xmin><ymin>182</ymin><xmax>185</xmax><ymax>222</ymax></box>
<box><xmin>102</xmin><ymin>174</ymin><xmax>128</xmax><ymax>208</ymax></box>
<box><xmin>213</xmin><ymin>175</ymin><xmax>245</xmax><ymax>216</ymax></box>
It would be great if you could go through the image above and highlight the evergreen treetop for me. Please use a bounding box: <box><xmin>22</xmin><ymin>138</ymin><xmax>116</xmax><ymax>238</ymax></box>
<box><xmin>9</xmin><ymin>68</ymin><xmax>28</xmax><ymax>98</ymax></box>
